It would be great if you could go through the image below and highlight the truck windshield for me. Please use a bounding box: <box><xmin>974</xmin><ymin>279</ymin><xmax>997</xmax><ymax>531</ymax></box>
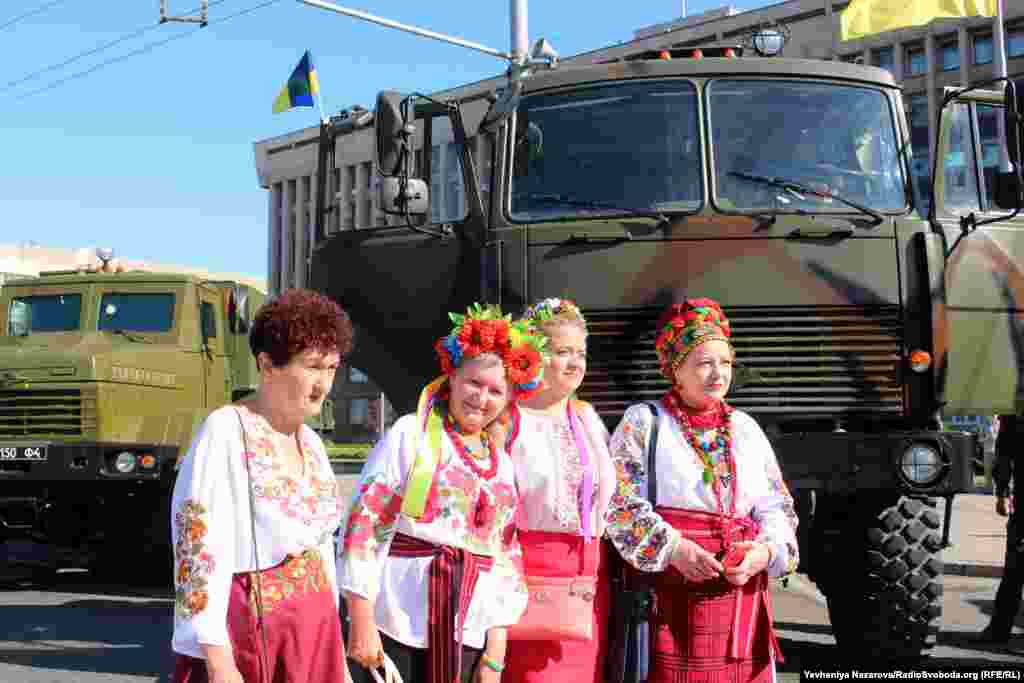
<box><xmin>98</xmin><ymin>293</ymin><xmax>175</xmax><ymax>333</ymax></box>
<box><xmin>709</xmin><ymin>80</ymin><xmax>907</xmax><ymax>212</ymax></box>
<box><xmin>8</xmin><ymin>294</ymin><xmax>82</xmax><ymax>335</ymax></box>
<box><xmin>509</xmin><ymin>80</ymin><xmax>701</xmax><ymax>221</ymax></box>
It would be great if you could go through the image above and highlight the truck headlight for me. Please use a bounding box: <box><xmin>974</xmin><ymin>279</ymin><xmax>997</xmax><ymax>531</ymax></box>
<box><xmin>114</xmin><ymin>451</ymin><xmax>136</xmax><ymax>473</ymax></box>
<box><xmin>900</xmin><ymin>442</ymin><xmax>943</xmax><ymax>486</ymax></box>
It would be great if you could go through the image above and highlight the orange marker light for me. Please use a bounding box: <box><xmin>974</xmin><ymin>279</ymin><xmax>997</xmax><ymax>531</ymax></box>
<box><xmin>140</xmin><ymin>454</ymin><xmax>157</xmax><ymax>469</ymax></box>
<box><xmin>691</xmin><ymin>49</ymin><xmax>704</xmax><ymax>59</ymax></box>
<box><xmin>909</xmin><ymin>350</ymin><xmax>932</xmax><ymax>373</ymax></box>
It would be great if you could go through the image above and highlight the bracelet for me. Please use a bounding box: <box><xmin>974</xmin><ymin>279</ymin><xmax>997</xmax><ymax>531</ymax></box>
<box><xmin>480</xmin><ymin>654</ymin><xmax>505</xmax><ymax>673</ymax></box>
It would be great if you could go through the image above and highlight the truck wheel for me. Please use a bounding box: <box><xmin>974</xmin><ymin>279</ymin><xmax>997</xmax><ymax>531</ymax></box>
<box><xmin>818</xmin><ymin>495</ymin><xmax>944</xmax><ymax>661</ymax></box>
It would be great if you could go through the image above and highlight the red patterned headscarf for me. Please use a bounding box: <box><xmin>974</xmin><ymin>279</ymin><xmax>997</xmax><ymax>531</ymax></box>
<box><xmin>654</xmin><ymin>298</ymin><xmax>733</xmax><ymax>378</ymax></box>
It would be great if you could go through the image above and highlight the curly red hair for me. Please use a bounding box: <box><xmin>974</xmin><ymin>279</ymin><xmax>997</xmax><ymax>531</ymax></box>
<box><xmin>249</xmin><ymin>288</ymin><xmax>354</xmax><ymax>368</ymax></box>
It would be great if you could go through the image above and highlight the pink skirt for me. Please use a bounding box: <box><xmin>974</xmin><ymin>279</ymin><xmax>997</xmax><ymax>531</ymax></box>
<box><xmin>502</xmin><ymin>530</ymin><xmax>610</xmax><ymax>683</ymax></box>
<box><xmin>173</xmin><ymin>549</ymin><xmax>348</xmax><ymax>683</ymax></box>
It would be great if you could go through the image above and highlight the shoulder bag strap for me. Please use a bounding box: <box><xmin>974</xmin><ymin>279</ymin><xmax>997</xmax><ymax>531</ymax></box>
<box><xmin>644</xmin><ymin>402</ymin><xmax>659</xmax><ymax>508</ymax></box>
<box><xmin>235</xmin><ymin>408</ymin><xmax>271</xmax><ymax>681</ymax></box>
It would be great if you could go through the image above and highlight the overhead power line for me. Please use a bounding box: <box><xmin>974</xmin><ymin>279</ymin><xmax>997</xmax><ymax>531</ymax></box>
<box><xmin>3</xmin><ymin>0</ymin><xmax>232</xmax><ymax>93</ymax></box>
<box><xmin>0</xmin><ymin>0</ymin><xmax>72</xmax><ymax>33</ymax></box>
<box><xmin>10</xmin><ymin>0</ymin><xmax>286</xmax><ymax>101</ymax></box>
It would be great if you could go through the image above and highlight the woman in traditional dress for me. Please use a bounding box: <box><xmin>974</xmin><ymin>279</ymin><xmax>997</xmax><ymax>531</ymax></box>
<box><xmin>502</xmin><ymin>298</ymin><xmax>616</xmax><ymax>683</ymax></box>
<box><xmin>605</xmin><ymin>298</ymin><xmax>799</xmax><ymax>683</ymax></box>
<box><xmin>171</xmin><ymin>288</ymin><xmax>353</xmax><ymax>683</ymax></box>
<box><xmin>339</xmin><ymin>304</ymin><xmax>545</xmax><ymax>683</ymax></box>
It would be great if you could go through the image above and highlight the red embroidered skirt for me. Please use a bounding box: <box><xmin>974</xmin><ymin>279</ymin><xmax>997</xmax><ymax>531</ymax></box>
<box><xmin>649</xmin><ymin>508</ymin><xmax>780</xmax><ymax>683</ymax></box>
<box><xmin>172</xmin><ymin>548</ymin><xmax>348</xmax><ymax>683</ymax></box>
<box><xmin>503</xmin><ymin>530</ymin><xmax>610</xmax><ymax>683</ymax></box>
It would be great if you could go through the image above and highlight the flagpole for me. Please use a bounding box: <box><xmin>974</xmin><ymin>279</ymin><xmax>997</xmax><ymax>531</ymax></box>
<box><xmin>995</xmin><ymin>0</ymin><xmax>1013</xmax><ymax>172</ymax></box>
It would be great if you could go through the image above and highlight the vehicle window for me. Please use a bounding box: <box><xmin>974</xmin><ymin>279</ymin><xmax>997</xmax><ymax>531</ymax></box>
<box><xmin>7</xmin><ymin>294</ymin><xmax>82</xmax><ymax>335</ymax></box>
<box><xmin>98</xmin><ymin>293</ymin><xmax>175</xmax><ymax>333</ymax></box>
<box><xmin>509</xmin><ymin>80</ymin><xmax>702</xmax><ymax>221</ymax></box>
<box><xmin>430</xmin><ymin>116</ymin><xmax>467</xmax><ymax>224</ymax></box>
<box><xmin>709</xmin><ymin>80</ymin><xmax>907</xmax><ymax>212</ymax></box>
<box><xmin>977</xmin><ymin>103</ymin><xmax>1015</xmax><ymax>212</ymax></box>
<box><xmin>941</xmin><ymin>102</ymin><xmax>981</xmax><ymax>213</ymax></box>
<box><xmin>200</xmin><ymin>301</ymin><xmax>217</xmax><ymax>339</ymax></box>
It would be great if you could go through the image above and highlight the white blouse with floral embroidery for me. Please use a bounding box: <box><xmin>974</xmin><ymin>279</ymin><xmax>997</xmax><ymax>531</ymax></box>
<box><xmin>511</xmin><ymin>403</ymin><xmax>616</xmax><ymax>537</ymax></box>
<box><xmin>170</xmin><ymin>404</ymin><xmax>344</xmax><ymax>659</ymax></box>
<box><xmin>337</xmin><ymin>413</ymin><xmax>528</xmax><ymax>650</ymax></box>
<box><xmin>605</xmin><ymin>402</ymin><xmax>799</xmax><ymax>578</ymax></box>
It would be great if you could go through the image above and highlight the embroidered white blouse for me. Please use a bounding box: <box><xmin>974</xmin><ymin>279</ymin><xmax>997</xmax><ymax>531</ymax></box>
<box><xmin>511</xmin><ymin>402</ymin><xmax>616</xmax><ymax>537</ymax></box>
<box><xmin>170</xmin><ymin>404</ymin><xmax>344</xmax><ymax>659</ymax></box>
<box><xmin>337</xmin><ymin>413</ymin><xmax>528</xmax><ymax>650</ymax></box>
<box><xmin>605</xmin><ymin>402</ymin><xmax>799</xmax><ymax>578</ymax></box>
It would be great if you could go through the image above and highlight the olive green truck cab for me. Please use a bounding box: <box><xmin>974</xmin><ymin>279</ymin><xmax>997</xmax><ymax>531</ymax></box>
<box><xmin>0</xmin><ymin>269</ymin><xmax>265</xmax><ymax>576</ymax></box>
<box><xmin>306</xmin><ymin>45</ymin><xmax>1024</xmax><ymax>660</ymax></box>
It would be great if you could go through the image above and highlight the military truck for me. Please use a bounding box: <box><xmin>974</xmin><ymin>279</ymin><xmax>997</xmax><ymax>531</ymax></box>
<box><xmin>297</xmin><ymin>0</ymin><xmax>1024</xmax><ymax>661</ymax></box>
<box><xmin>0</xmin><ymin>266</ymin><xmax>265</xmax><ymax>579</ymax></box>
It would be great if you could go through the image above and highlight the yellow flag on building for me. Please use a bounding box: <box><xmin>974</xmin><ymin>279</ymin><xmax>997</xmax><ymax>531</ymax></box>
<box><xmin>840</xmin><ymin>0</ymin><xmax>997</xmax><ymax>41</ymax></box>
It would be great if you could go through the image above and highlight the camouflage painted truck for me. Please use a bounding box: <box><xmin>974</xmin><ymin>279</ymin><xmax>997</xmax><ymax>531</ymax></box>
<box><xmin>299</xmin><ymin>5</ymin><xmax>1024</xmax><ymax>659</ymax></box>
<box><xmin>0</xmin><ymin>267</ymin><xmax>265</xmax><ymax>578</ymax></box>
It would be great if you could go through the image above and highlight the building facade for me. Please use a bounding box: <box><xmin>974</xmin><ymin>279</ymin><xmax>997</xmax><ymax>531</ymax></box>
<box><xmin>254</xmin><ymin>0</ymin><xmax>1024</xmax><ymax>420</ymax></box>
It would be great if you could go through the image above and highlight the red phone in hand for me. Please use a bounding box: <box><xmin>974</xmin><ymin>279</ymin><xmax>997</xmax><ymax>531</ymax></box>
<box><xmin>721</xmin><ymin>545</ymin><xmax>747</xmax><ymax>570</ymax></box>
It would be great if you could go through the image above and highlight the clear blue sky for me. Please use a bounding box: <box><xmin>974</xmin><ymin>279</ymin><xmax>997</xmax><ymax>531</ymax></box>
<box><xmin>1</xmin><ymin>0</ymin><xmax>772</xmax><ymax>279</ymax></box>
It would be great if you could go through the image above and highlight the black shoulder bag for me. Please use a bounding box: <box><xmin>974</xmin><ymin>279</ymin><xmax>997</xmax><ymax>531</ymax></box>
<box><xmin>605</xmin><ymin>402</ymin><xmax>660</xmax><ymax>683</ymax></box>
<box><xmin>235</xmin><ymin>409</ymin><xmax>271</xmax><ymax>682</ymax></box>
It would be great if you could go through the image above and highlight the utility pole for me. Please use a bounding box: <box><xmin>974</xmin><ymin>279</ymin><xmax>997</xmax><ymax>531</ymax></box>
<box><xmin>160</xmin><ymin>0</ymin><xmax>208</xmax><ymax>27</ymax></box>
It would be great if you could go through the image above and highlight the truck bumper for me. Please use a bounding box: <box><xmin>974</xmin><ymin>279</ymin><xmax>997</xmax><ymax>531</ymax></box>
<box><xmin>772</xmin><ymin>429</ymin><xmax>975</xmax><ymax>496</ymax></box>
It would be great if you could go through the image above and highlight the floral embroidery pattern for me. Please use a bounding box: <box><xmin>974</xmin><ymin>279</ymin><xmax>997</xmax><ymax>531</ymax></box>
<box><xmin>248</xmin><ymin>548</ymin><xmax>330</xmax><ymax>613</ymax></box>
<box><xmin>174</xmin><ymin>499</ymin><xmax>216</xmax><ymax>618</ymax></box>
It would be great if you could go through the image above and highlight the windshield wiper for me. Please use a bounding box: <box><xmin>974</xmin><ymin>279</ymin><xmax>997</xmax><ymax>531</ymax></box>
<box><xmin>515</xmin><ymin>193</ymin><xmax>668</xmax><ymax>222</ymax></box>
<box><xmin>727</xmin><ymin>171</ymin><xmax>884</xmax><ymax>228</ymax></box>
<box><xmin>106</xmin><ymin>328</ymin><xmax>151</xmax><ymax>343</ymax></box>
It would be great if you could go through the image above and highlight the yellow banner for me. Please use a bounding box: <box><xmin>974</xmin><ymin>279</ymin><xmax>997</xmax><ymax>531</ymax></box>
<box><xmin>841</xmin><ymin>0</ymin><xmax>997</xmax><ymax>42</ymax></box>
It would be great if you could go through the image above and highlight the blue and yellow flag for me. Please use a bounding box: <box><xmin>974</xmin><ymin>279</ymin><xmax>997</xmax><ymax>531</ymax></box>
<box><xmin>841</xmin><ymin>0</ymin><xmax>997</xmax><ymax>41</ymax></box>
<box><xmin>272</xmin><ymin>51</ymin><xmax>320</xmax><ymax>114</ymax></box>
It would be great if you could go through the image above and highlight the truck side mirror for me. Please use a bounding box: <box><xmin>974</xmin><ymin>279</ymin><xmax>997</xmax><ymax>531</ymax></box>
<box><xmin>995</xmin><ymin>78</ymin><xmax>1024</xmax><ymax>210</ymax></box>
<box><xmin>229</xmin><ymin>286</ymin><xmax>251</xmax><ymax>334</ymax></box>
<box><xmin>375</xmin><ymin>90</ymin><xmax>428</xmax><ymax>216</ymax></box>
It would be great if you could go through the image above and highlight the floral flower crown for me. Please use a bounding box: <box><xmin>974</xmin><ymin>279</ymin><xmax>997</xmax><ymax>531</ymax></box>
<box><xmin>434</xmin><ymin>303</ymin><xmax>546</xmax><ymax>400</ymax></box>
<box><xmin>654</xmin><ymin>298</ymin><xmax>732</xmax><ymax>377</ymax></box>
<box><xmin>522</xmin><ymin>298</ymin><xmax>586</xmax><ymax>331</ymax></box>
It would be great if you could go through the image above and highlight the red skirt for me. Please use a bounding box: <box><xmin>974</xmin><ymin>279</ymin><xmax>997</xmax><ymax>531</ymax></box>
<box><xmin>649</xmin><ymin>508</ymin><xmax>780</xmax><ymax>683</ymax></box>
<box><xmin>502</xmin><ymin>530</ymin><xmax>610</xmax><ymax>683</ymax></box>
<box><xmin>172</xmin><ymin>549</ymin><xmax>349</xmax><ymax>683</ymax></box>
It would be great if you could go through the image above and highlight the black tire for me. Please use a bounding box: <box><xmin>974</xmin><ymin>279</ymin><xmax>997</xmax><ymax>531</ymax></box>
<box><xmin>815</xmin><ymin>494</ymin><xmax>944</xmax><ymax>661</ymax></box>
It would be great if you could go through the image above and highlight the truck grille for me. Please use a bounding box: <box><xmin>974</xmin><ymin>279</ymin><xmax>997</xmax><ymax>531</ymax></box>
<box><xmin>0</xmin><ymin>389</ymin><xmax>83</xmax><ymax>438</ymax></box>
<box><xmin>579</xmin><ymin>306</ymin><xmax>904</xmax><ymax>420</ymax></box>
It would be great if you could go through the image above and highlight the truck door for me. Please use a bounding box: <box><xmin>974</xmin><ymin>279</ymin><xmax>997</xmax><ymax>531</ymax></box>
<box><xmin>198</xmin><ymin>288</ymin><xmax>229</xmax><ymax>409</ymax></box>
<box><xmin>932</xmin><ymin>89</ymin><xmax>1024</xmax><ymax>414</ymax></box>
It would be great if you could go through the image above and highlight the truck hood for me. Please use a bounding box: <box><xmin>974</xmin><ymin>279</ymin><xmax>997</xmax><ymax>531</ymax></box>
<box><xmin>0</xmin><ymin>332</ymin><xmax>183</xmax><ymax>388</ymax></box>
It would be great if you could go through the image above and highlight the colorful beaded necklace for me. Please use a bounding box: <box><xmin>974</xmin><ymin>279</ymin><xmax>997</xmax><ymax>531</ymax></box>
<box><xmin>661</xmin><ymin>390</ymin><xmax>736</xmax><ymax>502</ymax></box>
<box><xmin>443</xmin><ymin>414</ymin><xmax>499</xmax><ymax>480</ymax></box>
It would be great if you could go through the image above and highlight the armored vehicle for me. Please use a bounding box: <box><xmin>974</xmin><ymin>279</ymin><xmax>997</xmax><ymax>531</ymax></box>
<box><xmin>0</xmin><ymin>266</ymin><xmax>265</xmax><ymax>578</ymax></box>
<box><xmin>298</xmin><ymin>1</ymin><xmax>1024</xmax><ymax>660</ymax></box>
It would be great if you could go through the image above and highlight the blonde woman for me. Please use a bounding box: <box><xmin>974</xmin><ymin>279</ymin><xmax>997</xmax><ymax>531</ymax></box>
<box><xmin>503</xmin><ymin>299</ymin><xmax>616</xmax><ymax>683</ymax></box>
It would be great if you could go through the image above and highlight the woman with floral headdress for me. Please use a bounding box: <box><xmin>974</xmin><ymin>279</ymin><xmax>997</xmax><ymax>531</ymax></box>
<box><xmin>338</xmin><ymin>304</ymin><xmax>545</xmax><ymax>683</ymax></box>
<box><xmin>502</xmin><ymin>299</ymin><xmax>616</xmax><ymax>683</ymax></box>
<box><xmin>605</xmin><ymin>298</ymin><xmax>798</xmax><ymax>683</ymax></box>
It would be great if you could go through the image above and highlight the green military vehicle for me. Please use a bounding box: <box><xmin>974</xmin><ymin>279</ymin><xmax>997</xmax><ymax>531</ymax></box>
<box><xmin>298</xmin><ymin>3</ymin><xmax>1024</xmax><ymax>660</ymax></box>
<box><xmin>0</xmin><ymin>267</ymin><xmax>266</xmax><ymax>579</ymax></box>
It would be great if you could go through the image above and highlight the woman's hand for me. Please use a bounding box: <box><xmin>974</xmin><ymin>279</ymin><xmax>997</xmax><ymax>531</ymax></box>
<box><xmin>345</xmin><ymin>594</ymin><xmax>385</xmax><ymax>670</ymax></box>
<box><xmin>669</xmin><ymin>536</ymin><xmax>723</xmax><ymax>582</ymax></box>
<box><xmin>476</xmin><ymin>626</ymin><xmax>506</xmax><ymax>683</ymax></box>
<box><xmin>476</xmin><ymin>662</ymin><xmax>502</xmax><ymax>683</ymax></box>
<box><xmin>722</xmin><ymin>541</ymin><xmax>772</xmax><ymax>587</ymax></box>
<box><xmin>202</xmin><ymin>645</ymin><xmax>244</xmax><ymax>683</ymax></box>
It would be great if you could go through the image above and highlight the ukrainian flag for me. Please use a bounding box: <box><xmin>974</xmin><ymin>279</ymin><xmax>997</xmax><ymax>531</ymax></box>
<box><xmin>272</xmin><ymin>51</ymin><xmax>319</xmax><ymax>114</ymax></box>
<box><xmin>841</xmin><ymin>0</ymin><xmax>997</xmax><ymax>41</ymax></box>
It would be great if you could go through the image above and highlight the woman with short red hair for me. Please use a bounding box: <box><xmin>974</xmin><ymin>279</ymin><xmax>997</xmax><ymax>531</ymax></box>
<box><xmin>171</xmin><ymin>288</ymin><xmax>353</xmax><ymax>683</ymax></box>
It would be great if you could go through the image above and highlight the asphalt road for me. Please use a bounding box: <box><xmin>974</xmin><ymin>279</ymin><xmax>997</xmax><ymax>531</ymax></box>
<box><xmin>0</xmin><ymin>567</ymin><xmax>1021</xmax><ymax>683</ymax></box>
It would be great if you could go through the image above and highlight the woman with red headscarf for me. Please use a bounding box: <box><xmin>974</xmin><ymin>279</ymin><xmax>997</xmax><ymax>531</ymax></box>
<box><xmin>605</xmin><ymin>298</ymin><xmax>798</xmax><ymax>683</ymax></box>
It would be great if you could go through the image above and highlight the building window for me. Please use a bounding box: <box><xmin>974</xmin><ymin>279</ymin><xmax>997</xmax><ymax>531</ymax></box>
<box><xmin>974</xmin><ymin>34</ymin><xmax>993</xmax><ymax>64</ymax></box>
<box><xmin>349</xmin><ymin>398</ymin><xmax>370</xmax><ymax>427</ymax></box>
<box><xmin>873</xmin><ymin>46</ymin><xmax>895</xmax><ymax>74</ymax></box>
<box><xmin>905</xmin><ymin>46</ymin><xmax>926</xmax><ymax>75</ymax></box>
<box><xmin>940</xmin><ymin>42</ymin><xmax>959</xmax><ymax>71</ymax></box>
<box><xmin>349</xmin><ymin>367</ymin><xmax>369</xmax><ymax>384</ymax></box>
<box><xmin>1009</xmin><ymin>28</ymin><xmax>1024</xmax><ymax>58</ymax></box>
<box><xmin>907</xmin><ymin>93</ymin><xmax>931</xmax><ymax>207</ymax></box>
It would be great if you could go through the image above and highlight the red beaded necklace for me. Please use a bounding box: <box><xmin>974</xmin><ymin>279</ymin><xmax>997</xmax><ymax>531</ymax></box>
<box><xmin>661</xmin><ymin>390</ymin><xmax>737</xmax><ymax>516</ymax></box>
<box><xmin>444</xmin><ymin>415</ymin><xmax>499</xmax><ymax>480</ymax></box>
